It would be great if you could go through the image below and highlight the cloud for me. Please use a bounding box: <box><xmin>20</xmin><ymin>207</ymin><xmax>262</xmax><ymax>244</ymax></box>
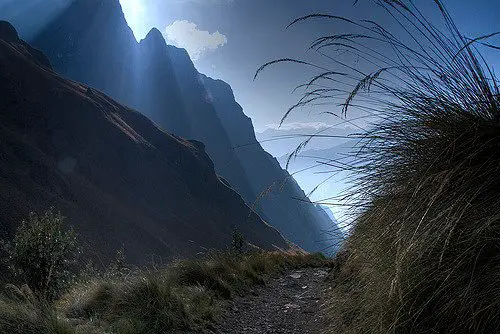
<box><xmin>164</xmin><ymin>20</ymin><xmax>227</xmax><ymax>60</ymax></box>
<box><xmin>262</xmin><ymin>122</ymin><xmax>338</xmax><ymax>131</ymax></box>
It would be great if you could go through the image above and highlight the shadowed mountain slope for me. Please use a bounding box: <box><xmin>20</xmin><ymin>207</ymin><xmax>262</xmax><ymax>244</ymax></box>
<box><xmin>0</xmin><ymin>21</ymin><xmax>288</xmax><ymax>264</ymax></box>
<box><xmin>201</xmin><ymin>76</ymin><xmax>343</xmax><ymax>252</ymax></box>
<box><xmin>22</xmin><ymin>0</ymin><xmax>342</xmax><ymax>253</ymax></box>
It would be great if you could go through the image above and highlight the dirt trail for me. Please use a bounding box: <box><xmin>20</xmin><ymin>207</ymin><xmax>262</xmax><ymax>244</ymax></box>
<box><xmin>196</xmin><ymin>267</ymin><xmax>331</xmax><ymax>334</ymax></box>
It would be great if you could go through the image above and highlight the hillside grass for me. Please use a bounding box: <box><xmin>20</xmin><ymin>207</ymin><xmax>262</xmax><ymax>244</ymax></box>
<box><xmin>258</xmin><ymin>0</ymin><xmax>500</xmax><ymax>332</ymax></box>
<box><xmin>0</xmin><ymin>251</ymin><xmax>330</xmax><ymax>334</ymax></box>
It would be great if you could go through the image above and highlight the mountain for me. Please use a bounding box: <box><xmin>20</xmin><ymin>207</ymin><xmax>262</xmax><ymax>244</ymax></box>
<box><xmin>202</xmin><ymin>76</ymin><xmax>343</xmax><ymax>252</ymax></box>
<box><xmin>0</xmin><ymin>21</ymin><xmax>288</xmax><ymax>264</ymax></box>
<box><xmin>319</xmin><ymin>205</ymin><xmax>339</xmax><ymax>227</ymax></box>
<box><xmin>11</xmin><ymin>0</ymin><xmax>343</xmax><ymax>252</ymax></box>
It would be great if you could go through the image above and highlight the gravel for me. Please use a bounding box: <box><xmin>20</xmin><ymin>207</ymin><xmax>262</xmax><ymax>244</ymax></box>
<box><xmin>191</xmin><ymin>267</ymin><xmax>331</xmax><ymax>334</ymax></box>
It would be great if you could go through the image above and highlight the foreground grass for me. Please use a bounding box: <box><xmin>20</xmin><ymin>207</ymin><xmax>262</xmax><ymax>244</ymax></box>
<box><xmin>260</xmin><ymin>1</ymin><xmax>500</xmax><ymax>332</ymax></box>
<box><xmin>0</xmin><ymin>251</ymin><xmax>329</xmax><ymax>334</ymax></box>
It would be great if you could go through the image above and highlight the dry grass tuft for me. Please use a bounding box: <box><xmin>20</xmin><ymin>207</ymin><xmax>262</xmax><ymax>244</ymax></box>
<box><xmin>261</xmin><ymin>0</ymin><xmax>500</xmax><ymax>332</ymax></box>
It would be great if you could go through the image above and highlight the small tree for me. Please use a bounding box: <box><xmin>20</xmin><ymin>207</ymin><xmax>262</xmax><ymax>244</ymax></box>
<box><xmin>231</xmin><ymin>229</ymin><xmax>245</xmax><ymax>255</ymax></box>
<box><xmin>2</xmin><ymin>209</ymin><xmax>80</xmax><ymax>299</ymax></box>
<box><xmin>108</xmin><ymin>245</ymin><xmax>130</xmax><ymax>278</ymax></box>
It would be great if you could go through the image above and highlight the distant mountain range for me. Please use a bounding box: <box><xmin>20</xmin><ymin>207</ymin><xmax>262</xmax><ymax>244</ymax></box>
<box><xmin>256</xmin><ymin>124</ymin><xmax>359</xmax><ymax>158</ymax></box>
<box><xmin>276</xmin><ymin>141</ymin><xmax>356</xmax><ymax>169</ymax></box>
<box><xmin>1</xmin><ymin>0</ymin><xmax>343</xmax><ymax>255</ymax></box>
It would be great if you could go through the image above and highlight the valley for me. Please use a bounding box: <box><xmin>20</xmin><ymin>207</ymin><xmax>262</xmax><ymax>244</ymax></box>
<box><xmin>1</xmin><ymin>0</ymin><xmax>499</xmax><ymax>333</ymax></box>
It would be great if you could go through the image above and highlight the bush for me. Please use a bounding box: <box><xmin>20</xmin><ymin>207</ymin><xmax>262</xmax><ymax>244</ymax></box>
<box><xmin>231</xmin><ymin>229</ymin><xmax>245</xmax><ymax>254</ymax></box>
<box><xmin>2</xmin><ymin>209</ymin><xmax>80</xmax><ymax>299</ymax></box>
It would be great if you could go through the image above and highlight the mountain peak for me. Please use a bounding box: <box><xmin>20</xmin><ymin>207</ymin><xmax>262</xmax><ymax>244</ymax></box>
<box><xmin>143</xmin><ymin>28</ymin><xmax>166</xmax><ymax>45</ymax></box>
<box><xmin>0</xmin><ymin>21</ymin><xmax>19</xmax><ymax>42</ymax></box>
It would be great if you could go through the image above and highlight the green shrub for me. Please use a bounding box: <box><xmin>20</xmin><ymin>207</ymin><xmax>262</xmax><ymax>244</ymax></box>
<box><xmin>2</xmin><ymin>209</ymin><xmax>80</xmax><ymax>299</ymax></box>
<box><xmin>231</xmin><ymin>229</ymin><xmax>245</xmax><ymax>254</ymax></box>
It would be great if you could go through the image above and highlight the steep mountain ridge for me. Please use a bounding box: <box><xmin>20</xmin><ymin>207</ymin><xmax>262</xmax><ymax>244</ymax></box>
<box><xmin>201</xmin><ymin>76</ymin><xmax>342</xmax><ymax>252</ymax></box>
<box><xmin>0</xmin><ymin>21</ymin><xmax>287</xmax><ymax>263</ymax></box>
<box><xmin>20</xmin><ymin>0</ymin><xmax>342</xmax><ymax>252</ymax></box>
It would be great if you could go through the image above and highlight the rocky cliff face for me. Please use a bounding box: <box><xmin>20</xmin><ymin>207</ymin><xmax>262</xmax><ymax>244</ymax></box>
<box><xmin>22</xmin><ymin>0</ymin><xmax>341</xmax><ymax>253</ymax></box>
<box><xmin>0</xmin><ymin>21</ymin><xmax>287</xmax><ymax>264</ymax></box>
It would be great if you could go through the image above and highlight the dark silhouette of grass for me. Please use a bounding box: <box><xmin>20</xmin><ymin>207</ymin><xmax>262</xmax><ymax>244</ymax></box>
<box><xmin>257</xmin><ymin>0</ymin><xmax>500</xmax><ymax>332</ymax></box>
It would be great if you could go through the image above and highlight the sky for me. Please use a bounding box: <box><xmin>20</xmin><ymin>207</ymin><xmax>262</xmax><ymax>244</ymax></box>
<box><xmin>116</xmin><ymin>0</ymin><xmax>500</xmax><ymax>218</ymax></box>
<box><xmin>1</xmin><ymin>0</ymin><xmax>498</xmax><ymax>219</ymax></box>
<box><xmin>118</xmin><ymin>0</ymin><xmax>500</xmax><ymax>129</ymax></box>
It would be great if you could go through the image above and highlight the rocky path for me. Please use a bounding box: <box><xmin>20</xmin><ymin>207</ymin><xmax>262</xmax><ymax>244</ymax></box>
<box><xmin>197</xmin><ymin>267</ymin><xmax>331</xmax><ymax>334</ymax></box>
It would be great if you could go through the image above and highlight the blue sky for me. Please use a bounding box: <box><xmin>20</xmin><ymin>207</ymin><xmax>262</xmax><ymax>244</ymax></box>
<box><xmin>116</xmin><ymin>0</ymin><xmax>500</xmax><ymax>217</ymax></box>
<box><xmin>118</xmin><ymin>0</ymin><xmax>500</xmax><ymax>130</ymax></box>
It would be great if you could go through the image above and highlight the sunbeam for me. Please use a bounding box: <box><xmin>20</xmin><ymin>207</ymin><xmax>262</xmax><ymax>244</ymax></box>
<box><xmin>0</xmin><ymin>0</ymin><xmax>73</xmax><ymax>40</ymax></box>
<box><xmin>119</xmin><ymin>0</ymin><xmax>146</xmax><ymax>40</ymax></box>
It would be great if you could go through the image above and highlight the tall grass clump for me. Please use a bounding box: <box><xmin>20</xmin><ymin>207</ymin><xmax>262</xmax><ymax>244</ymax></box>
<box><xmin>257</xmin><ymin>0</ymin><xmax>500</xmax><ymax>332</ymax></box>
<box><xmin>0</xmin><ymin>284</ymin><xmax>73</xmax><ymax>334</ymax></box>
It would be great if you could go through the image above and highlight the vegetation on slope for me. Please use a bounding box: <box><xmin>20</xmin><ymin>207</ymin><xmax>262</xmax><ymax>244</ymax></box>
<box><xmin>260</xmin><ymin>0</ymin><xmax>500</xmax><ymax>332</ymax></box>
<box><xmin>0</xmin><ymin>211</ymin><xmax>329</xmax><ymax>334</ymax></box>
<box><xmin>1</xmin><ymin>210</ymin><xmax>80</xmax><ymax>300</ymax></box>
<box><xmin>62</xmin><ymin>251</ymin><xmax>328</xmax><ymax>333</ymax></box>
